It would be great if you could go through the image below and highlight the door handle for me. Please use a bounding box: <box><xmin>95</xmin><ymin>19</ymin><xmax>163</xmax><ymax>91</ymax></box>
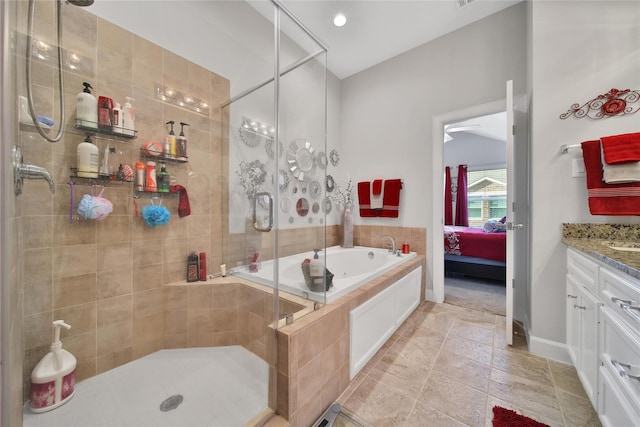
<box><xmin>506</xmin><ymin>222</ymin><xmax>524</xmax><ymax>230</ymax></box>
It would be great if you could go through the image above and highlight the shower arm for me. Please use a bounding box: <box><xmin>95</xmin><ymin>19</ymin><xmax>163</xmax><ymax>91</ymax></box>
<box><xmin>25</xmin><ymin>0</ymin><xmax>65</xmax><ymax>143</ymax></box>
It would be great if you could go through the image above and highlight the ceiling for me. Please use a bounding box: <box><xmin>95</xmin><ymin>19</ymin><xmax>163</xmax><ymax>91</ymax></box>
<box><xmin>248</xmin><ymin>0</ymin><xmax>522</xmax><ymax>79</ymax></box>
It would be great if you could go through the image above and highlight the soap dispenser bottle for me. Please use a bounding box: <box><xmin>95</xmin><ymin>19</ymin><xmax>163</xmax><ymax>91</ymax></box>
<box><xmin>177</xmin><ymin>122</ymin><xmax>189</xmax><ymax>161</ymax></box>
<box><xmin>30</xmin><ymin>320</ymin><xmax>77</xmax><ymax>413</ymax></box>
<box><xmin>122</xmin><ymin>97</ymin><xmax>135</xmax><ymax>136</ymax></box>
<box><xmin>187</xmin><ymin>251</ymin><xmax>199</xmax><ymax>282</ymax></box>
<box><xmin>309</xmin><ymin>249</ymin><xmax>324</xmax><ymax>278</ymax></box>
<box><xmin>77</xmin><ymin>134</ymin><xmax>99</xmax><ymax>178</ymax></box>
<box><xmin>164</xmin><ymin>121</ymin><xmax>176</xmax><ymax>159</ymax></box>
<box><xmin>75</xmin><ymin>82</ymin><xmax>98</xmax><ymax>129</ymax></box>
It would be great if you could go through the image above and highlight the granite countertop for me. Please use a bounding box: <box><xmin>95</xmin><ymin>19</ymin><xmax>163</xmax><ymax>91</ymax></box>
<box><xmin>562</xmin><ymin>223</ymin><xmax>640</xmax><ymax>280</ymax></box>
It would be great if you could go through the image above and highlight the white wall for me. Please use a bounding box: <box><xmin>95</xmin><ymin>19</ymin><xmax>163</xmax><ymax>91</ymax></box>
<box><xmin>340</xmin><ymin>3</ymin><xmax>527</xmax><ymax>298</ymax></box>
<box><xmin>528</xmin><ymin>1</ymin><xmax>640</xmax><ymax>358</ymax></box>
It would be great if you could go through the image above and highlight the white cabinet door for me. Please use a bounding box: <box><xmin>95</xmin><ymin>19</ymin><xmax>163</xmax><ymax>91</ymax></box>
<box><xmin>566</xmin><ymin>274</ymin><xmax>581</xmax><ymax>366</ymax></box>
<box><xmin>578</xmin><ymin>284</ymin><xmax>600</xmax><ymax>409</ymax></box>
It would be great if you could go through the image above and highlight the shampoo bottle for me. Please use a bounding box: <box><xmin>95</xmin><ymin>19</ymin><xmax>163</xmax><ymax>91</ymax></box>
<box><xmin>30</xmin><ymin>320</ymin><xmax>77</xmax><ymax>413</ymax></box>
<box><xmin>97</xmin><ymin>96</ymin><xmax>113</xmax><ymax>130</ymax></box>
<box><xmin>177</xmin><ymin>122</ymin><xmax>189</xmax><ymax>161</ymax></box>
<box><xmin>165</xmin><ymin>121</ymin><xmax>176</xmax><ymax>159</ymax></box>
<box><xmin>77</xmin><ymin>134</ymin><xmax>99</xmax><ymax>178</ymax></box>
<box><xmin>122</xmin><ymin>97</ymin><xmax>135</xmax><ymax>136</ymax></box>
<box><xmin>75</xmin><ymin>82</ymin><xmax>97</xmax><ymax>129</ymax></box>
<box><xmin>199</xmin><ymin>252</ymin><xmax>207</xmax><ymax>281</ymax></box>
<box><xmin>111</xmin><ymin>102</ymin><xmax>123</xmax><ymax>134</ymax></box>
<box><xmin>145</xmin><ymin>161</ymin><xmax>157</xmax><ymax>192</ymax></box>
<box><xmin>187</xmin><ymin>251</ymin><xmax>199</xmax><ymax>282</ymax></box>
<box><xmin>157</xmin><ymin>163</ymin><xmax>170</xmax><ymax>193</ymax></box>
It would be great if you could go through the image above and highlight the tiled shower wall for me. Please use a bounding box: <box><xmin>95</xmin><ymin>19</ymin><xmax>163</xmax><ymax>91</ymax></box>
<box><xmin>19</xmin><ymin>4</ymin><xmax>229</xmax><ymax>399</ymax></box>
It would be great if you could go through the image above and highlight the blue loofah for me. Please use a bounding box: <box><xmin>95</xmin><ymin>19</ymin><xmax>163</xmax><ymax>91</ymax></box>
<box><xmin>142</xmin><ymin>205</ymin><xmax>171</xmax><ymax>227</ymax></box>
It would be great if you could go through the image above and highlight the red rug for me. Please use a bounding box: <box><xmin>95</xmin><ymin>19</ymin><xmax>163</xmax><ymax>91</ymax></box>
<box><xmin>492</xmin><ymin>406</ymin><xmax>550</xmax><ymax>427</ymax></box>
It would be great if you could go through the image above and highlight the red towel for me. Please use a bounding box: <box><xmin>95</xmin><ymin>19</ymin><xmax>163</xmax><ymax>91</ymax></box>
<box><xmin>169</xmin><ymin>185</ymin><xmax>191</xmax><ymax>218</ymax></box>
<box><xmin>601</xmin><ymin>132</ymin><xmax>640</xmax><ymax>164</ymax></box>
<box><xmin>357</xmin><ymin>181</ymin><xmax>376</xmax><ymax>217</ymax></box>
<box><xmin>379</xmin><ymin>179</ymin><xmax>402</xmax><ymax>218</ymax></box>
<box><xmin>372</xmin><ymin>179</ymin><xmax>383</xmax><ymax>195</ymax></box>
<box><xmin>581</xmin><ymin>140</ymin><xmax>640</xmax><ymax>215</ymax></box>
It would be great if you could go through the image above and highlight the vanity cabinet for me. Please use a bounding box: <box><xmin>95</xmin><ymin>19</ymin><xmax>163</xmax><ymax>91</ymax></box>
<box><xmin>566</xmin><ymin>248</ymin><xmax>601</xmax><ymax>408</ymax></box>
<box><xmin>565</xmin><ymin>247</ymin><xmax>640</xmax><ymax>425</ymax></box>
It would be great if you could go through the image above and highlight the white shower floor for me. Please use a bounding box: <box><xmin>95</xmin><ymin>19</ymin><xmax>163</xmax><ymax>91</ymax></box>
<box><xmin>23</xmin><ymin>346</ymin><xmax>269</xmax><ymax>427</ymax></box>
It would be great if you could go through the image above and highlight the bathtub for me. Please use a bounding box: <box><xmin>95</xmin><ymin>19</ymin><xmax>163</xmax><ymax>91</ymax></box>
<box><xmin>232</xmin><ymin>245</ymin><xmax>417</xmax><ymax>303</ymax></box>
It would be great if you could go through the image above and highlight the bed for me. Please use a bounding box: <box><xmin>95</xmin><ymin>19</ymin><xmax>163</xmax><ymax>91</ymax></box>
<box><xmin>444</xmin><ymin>225</ymin><xmax>506</xmax><ymax>282</ymax></box>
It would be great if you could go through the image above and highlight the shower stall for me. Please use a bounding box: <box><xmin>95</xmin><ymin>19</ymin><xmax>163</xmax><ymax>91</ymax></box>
<box><xmin>0</xmin><ymin>0</ymin><xmax>328</xmax><ymax>425</ymax></box>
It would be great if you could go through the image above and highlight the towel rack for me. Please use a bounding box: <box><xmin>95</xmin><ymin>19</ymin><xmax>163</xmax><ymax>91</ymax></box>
<box><xmin>560</xmin><ymin>143</ymin><xmax>582</xmax><ymax>154</ymax></box>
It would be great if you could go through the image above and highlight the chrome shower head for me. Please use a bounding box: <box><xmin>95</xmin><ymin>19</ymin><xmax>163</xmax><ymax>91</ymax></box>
<box><xmin>67</xmin><ymin>0</ymin><xmax>94</xmax><ymax>6</ymax></box>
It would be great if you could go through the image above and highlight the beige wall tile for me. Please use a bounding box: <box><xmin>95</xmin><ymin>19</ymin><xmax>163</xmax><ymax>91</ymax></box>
<box><xmin>53</xmin><ymin>302</ymin><xmax>97</xmax><ymax>339</ymax></box>
<box><xmin>53</xmin><ymin>273</ymin><xmax>97</xmax><ymax>309</ymax></box>
<box><xmin>97</xmin><ymin>320</ymin><xmax>133</xmax><ymax>356</ymax></box>
<box><xmin>133</xmin><ymin>264</ymin><xmax>163</xmax><ymax>292</ymax></box>
<box><xmin>52</xmin><ymin>244</ymin><xmax>97</xmax><ymax>278</ymax></box>
<box><xmin>97</xmin><ymin>268</ymin><xmax>133</xmax><ymax>300</ymax></box>
<box><xmin>97</xmin><ymin>294</ymin><xmax>133</xmax><ymax>328</ymax></box>
<box><xmin>23</xmin><ymin>279</ymin><xmax>52</xmax><ymax>316</ymax></box>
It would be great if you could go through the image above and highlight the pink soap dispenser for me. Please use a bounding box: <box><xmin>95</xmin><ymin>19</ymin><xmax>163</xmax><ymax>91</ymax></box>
<box><xmin>30</xmin><ymin>320</ymin><xmax>77</xmax><ymax>413</ymax></box>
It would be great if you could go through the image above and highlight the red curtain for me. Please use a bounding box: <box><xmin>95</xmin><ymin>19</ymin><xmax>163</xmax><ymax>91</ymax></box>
<box><xmin>444</xmin><ymin>166</ymin><xmax>453</xmax><ymax>225</ymax></box>
<box><xmin>455</xmin><ymin>164</ymin><xmax>468</xmax><ymax>226</ymax></box>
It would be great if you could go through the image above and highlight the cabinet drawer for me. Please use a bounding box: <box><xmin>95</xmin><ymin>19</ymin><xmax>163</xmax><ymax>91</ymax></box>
<box><xmin>599</xmin><ymin>362</ymin><xmax>640</xmax><ymax>427</ymax></box>
<box><xmin>599</xmin><ymin>268</ymin><xmax>640</xmax><ymax>336</ymax></box>
<box><xmin>600</xmin><ymin>306</ymin><xmax>640</xmax><ymax>406</ymax></box>
<box><xmin>568</xmin><ymin>248</ymin><xmax>598</xmax><ymax>294</ymax></box>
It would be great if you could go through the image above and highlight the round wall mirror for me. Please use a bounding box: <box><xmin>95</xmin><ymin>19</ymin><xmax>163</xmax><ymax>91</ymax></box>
<box><xmin>287</xmin><ymin>139</ymin><xmax>315</xmax><ymax>181</ymax></box>
<box><xmin>296</xmin><ymin>198</ymin><xmax>309</xmax><ymax>216</ymax></box>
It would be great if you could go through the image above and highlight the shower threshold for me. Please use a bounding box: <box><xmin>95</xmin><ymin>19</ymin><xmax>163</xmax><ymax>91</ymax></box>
<box><xmin>23</xmin><ymin>346</ymin><xmax>269</xmax><ymax>427</ymax></box>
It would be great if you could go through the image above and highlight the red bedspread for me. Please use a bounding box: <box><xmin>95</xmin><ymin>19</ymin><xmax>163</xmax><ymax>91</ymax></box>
<box><xmin>444</xmin><ymin>226</ymin><xmax>506</xmax><ymax>263</ymax></box>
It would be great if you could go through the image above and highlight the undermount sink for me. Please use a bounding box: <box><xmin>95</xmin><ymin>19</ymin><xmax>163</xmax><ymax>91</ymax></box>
<box><xmin>601</xmin><ymin>241</ymin><xmax>640</xmax><ymax>252</ymax></box>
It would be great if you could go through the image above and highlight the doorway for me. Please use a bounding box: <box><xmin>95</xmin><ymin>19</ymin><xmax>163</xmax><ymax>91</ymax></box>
<box><xmin>443</xmin><ymin>111</ymin><xmax>507</xmax><ymax>316</ymax></box>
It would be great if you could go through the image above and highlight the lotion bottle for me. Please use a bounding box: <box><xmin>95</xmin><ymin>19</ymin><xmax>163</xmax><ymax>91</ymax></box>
<box><xmin>29</xmin><ymin>320</ymin><xmax>77</xmax><ymax>413</ymax></box>
<box><xmin>77</xmin><ymin>134</ymin><xmax>99</xmax><ymax>178</ymax></box>
<box><xmin>111</xmin><ymin>102</ymin><xmax>123</xmax><ymax>134</ymax></box>
<box><xmin>75</xmin><ymin>82</ymin><xmax>97</xmax><ymax>129</ymax></box>
<box><xmin>122</xmin><ymin>97</ymin><xmax>135</xmax><ymax>136</ymax></box>
<box><xmin>177</xmin><ymin>122</ymin><xmax>189</xmax><ymax>161</ymax></box>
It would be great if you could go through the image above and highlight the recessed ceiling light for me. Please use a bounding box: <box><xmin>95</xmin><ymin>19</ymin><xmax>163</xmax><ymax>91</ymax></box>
<box><xmin>333</xmin><ymin>13</ymin><xmax>346</xmax><ymax>27</ymax></box>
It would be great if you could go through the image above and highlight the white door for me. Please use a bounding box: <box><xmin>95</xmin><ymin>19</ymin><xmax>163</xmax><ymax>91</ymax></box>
<box><xmin>505</xmin><ymin>80</ymin><xmax>528</xmax><ymax>346</ymax></box>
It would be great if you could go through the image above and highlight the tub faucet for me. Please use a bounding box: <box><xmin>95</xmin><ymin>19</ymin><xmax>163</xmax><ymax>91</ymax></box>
<box><xmin>13</xmin><ymin>146</ymin><xmax>55</xmax><ymax>195</ymax></box>
<box><xmin>374</xmin><ymin>235</ymin><xmax>396</xmax><ymax>254</ymax></box>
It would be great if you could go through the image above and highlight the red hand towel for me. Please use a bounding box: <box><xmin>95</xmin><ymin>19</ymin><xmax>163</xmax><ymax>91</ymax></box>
<box><xmin>357</xmin><ymin>181</ymin><xmax>376</xmax><ymax>217</ymax></box>
<box><xmin>581</xmin><ymin>140</ymin><xmax>640</xmax><ymax>215</ymax></box>
<box><xmin>372</xmin><ymin>179</ymin><xmax>383</xmax><ymax>195</ymax></box>
<box><xmin>169</xmin><ymin>185</ymin><xmax>191</xmax><ymax>218</ymax></box>
<box><xmin>601</xmin><ymin>132</ymin><xmax>640</xmax><ymax>164</ymax></box>
<box><xmin>379</xmin><ymin>179</ymin><xmax>403</xmax><ymax>218</ymax></box>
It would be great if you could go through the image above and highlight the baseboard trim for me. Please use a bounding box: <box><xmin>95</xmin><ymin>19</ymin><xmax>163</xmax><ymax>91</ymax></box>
<box><xmin>528</xmin><ymin>335</ymin><xmax>571</xmax><ymax>364</ymax></box>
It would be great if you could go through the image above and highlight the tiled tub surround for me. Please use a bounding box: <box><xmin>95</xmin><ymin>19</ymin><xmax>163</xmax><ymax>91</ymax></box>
<box><xmin>562</xmin><ymin>223</ymin><xmax>640</xmax><ymax>278</ymax></box>
<box><xmin>274</xmin><ymin>255</ymin><xmax>426</xmax><ymax>426</ymax></box>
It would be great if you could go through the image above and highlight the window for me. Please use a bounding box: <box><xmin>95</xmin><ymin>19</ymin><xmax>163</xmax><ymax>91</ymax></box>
<box><xmin>466</xmin><ymin>168</ymin><xmax>507</xmax><ymax>226</ymax></box>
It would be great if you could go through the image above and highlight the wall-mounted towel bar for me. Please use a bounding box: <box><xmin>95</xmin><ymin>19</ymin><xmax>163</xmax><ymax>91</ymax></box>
<box><xmin>560</xmin><ymin>143</ymin><xmax>581</xmax><ymax>154</ymax></box>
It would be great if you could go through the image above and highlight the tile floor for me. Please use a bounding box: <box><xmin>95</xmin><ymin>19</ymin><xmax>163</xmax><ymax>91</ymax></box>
<box><xmin>336</xmin><ymin>301</ymin><xmax>602</xmax><ymax>427</ymax></box>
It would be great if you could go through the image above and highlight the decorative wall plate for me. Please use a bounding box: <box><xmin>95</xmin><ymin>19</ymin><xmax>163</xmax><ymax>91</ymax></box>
<box><xmin>312</xmin><ymin>202</ymin><xmax>320</xmax><ymax>214</ymax></box>
<box><xmin>321</xmin><ymin>197</ymin><xmax>332</xmax><ymax>214</ymax></box>
<box><xmin>278</xmin><ymin>169</ymin><xmax>289</xmax><ymax>192</ymax></box>
<box><xmin>329</xmin><ymin>149</ymin><xmax>340</xmax><ymax>167</ymax></box>
<box><xmin>309</xmin><ymin>180</ymin><xmax>322</xmax><ymax>199</ymax></box>
<box><xmin>239</xmin><ymin>120</ymin><xmax>271</xmax><ymax>147</ymax></box>
<box><xmin>296</xmin><ymin>198</ymin><xmax>309</xmax><ymax>216</ymax></box>
<box><xmin>287</xmin><ymin>139</ymin><xmax>315</xmax><ymax>181</ymax></box>
<box><xmin>280</xmin><ymin>197</ymin><xmax>291</xmax><ymax>213</ymax></box>
<box><xmin>315</xmin><ymin>152</ymin><xmax>328</xmax><ymax>169</ymax></box>
<box><xmin>325</xmin><ymin>175</ymin><xmax>335</xmax><ymax>192</ymax></box>
<box><xmin>265</xmin><ymin>139</ymin><xmax>284</xmax><ymax>159</ymax></box>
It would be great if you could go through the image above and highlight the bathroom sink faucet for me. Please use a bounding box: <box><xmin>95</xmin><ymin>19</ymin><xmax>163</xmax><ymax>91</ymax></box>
<box><xmin>374</xmin><ymin>235</ymin><xmax>397</xmax><ymax>254</ymax></box>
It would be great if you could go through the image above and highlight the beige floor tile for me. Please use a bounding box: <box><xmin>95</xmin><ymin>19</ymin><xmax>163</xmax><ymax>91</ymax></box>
<box><xmin>405</xmin><ymin>403</ymin><xmax>469</xmax><ymax>427</ymax></box>
<box><xmin>384</xmin><ymin>334</ymin><xmax>443</xmax><ymax>369</ymax></box>
<box><xmin>449</xmin><ymin>319</ymin><xmax>496</xmax><ymax>346</ymax></box>
<box><xmin>368</xmin><ymin>352</ymin><xmax>431</xmax><ymax>399</ymax></box>
<box><xmin>343</xmin><ymin>374</ymin><xmax>415</xmax><ymax>427</ymax></box>
<box><xmin>488</xmin><ymin>367</ymin><xmax>563</xmax><ymax>422</ymax></box>
<box><xmin>418</xmin><ymin>370</ymin><xmax>488</xmax><ymax>426</ymax></box>
<box><xmin>491</xmin><ymin>347</ymin><xmax>554</xmax><ymax>386</ymax></box>
<box><xmin>556</xmin><ymin>389</ymin><xmax>601</xmax><ymax>427</ymax></box>
<box><xmin>434</xmin><ymin>349</ymin><xmax>492</xmax><ymax>392</ymax></box>
<box><xmin>442</xmin><ymin>334</ymin><xmax>493</xmax><ymax>365</ymax></box>
<box><xmin>548</xmin><ymin>359</ymin><xmax>589</xmax><ymax>399</ymax></box>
